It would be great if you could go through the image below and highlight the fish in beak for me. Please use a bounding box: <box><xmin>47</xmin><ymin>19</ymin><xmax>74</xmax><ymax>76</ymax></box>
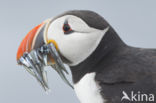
<box><xmin>16</xmin><ymin>19</ymin><xmax>73</xmax><ymax>92</ymax></box>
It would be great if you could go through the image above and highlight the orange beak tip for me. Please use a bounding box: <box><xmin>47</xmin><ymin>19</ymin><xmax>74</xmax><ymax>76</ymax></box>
<box><xmin>16</xmin><ymin>23</ymin><xmax>44</xmax><ymax>61</ymax></box>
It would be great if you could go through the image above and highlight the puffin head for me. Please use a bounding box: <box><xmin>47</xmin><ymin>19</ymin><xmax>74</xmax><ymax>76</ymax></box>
<box><xmin>46</xmin><ymin>10</ymin><xmax>110</xmax><ymax>66</ymax></box>
<box><xmin>16</xmin><ymin>10</ymin><xmax>110</xmax><ymax>91</ymax></box>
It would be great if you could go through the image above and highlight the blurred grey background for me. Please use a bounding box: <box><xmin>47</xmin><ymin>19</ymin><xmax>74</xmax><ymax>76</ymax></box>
<box><xmin>0</xmin><ymin>0</ymin><xmax>156</xmax><ymax>103</ymax></box>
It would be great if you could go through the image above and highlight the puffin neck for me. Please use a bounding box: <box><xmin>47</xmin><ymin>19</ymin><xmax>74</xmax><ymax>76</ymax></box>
<box><xmin>70</xmin><ymin>27</ymin><xmax>126</xmax><ymax>84</ymax></box>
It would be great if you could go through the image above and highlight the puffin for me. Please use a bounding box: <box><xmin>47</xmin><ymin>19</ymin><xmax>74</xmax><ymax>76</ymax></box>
<box><xmin>16</xmin><ymin>10</ymin><xmax>156</xmax><ymax>103</ymax></box>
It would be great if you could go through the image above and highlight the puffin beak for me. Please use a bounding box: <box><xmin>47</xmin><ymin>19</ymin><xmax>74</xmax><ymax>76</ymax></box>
<box><xmin>16</xmin><ymin>19</ymin><xmax>73</xmax><ymax>92</ymax></box>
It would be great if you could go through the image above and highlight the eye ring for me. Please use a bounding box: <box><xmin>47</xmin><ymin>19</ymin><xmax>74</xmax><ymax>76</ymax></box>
<box><xmin>63</xmin><ymin>23</ymin><xmax>73</xmax><ymax>34</ymax></box>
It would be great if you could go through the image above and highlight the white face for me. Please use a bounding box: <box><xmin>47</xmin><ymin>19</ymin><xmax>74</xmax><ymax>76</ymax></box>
<box><xmin>46</xmin><ymin>15</ymin><xmax>109</xmax><ymax>66</ymax></box>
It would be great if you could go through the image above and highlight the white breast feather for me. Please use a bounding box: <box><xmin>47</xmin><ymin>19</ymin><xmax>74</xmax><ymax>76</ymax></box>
<box><xmin>74</xmin><ymin>73</ymin><xmax>106</xmax><ymax>103</ymax></box>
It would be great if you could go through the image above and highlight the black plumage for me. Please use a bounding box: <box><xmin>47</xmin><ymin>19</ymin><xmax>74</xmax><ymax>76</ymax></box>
<box><xmin>61</xmin><ymin>10</ymin><xmax>156</xmax><ymax>103</ymax></box>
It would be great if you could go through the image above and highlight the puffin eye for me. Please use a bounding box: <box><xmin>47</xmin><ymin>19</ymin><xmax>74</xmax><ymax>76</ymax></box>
<box><xmin>63</xmin><ymin>23</ymin><xmax>73</xmax><ymax>34</ymax></box>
